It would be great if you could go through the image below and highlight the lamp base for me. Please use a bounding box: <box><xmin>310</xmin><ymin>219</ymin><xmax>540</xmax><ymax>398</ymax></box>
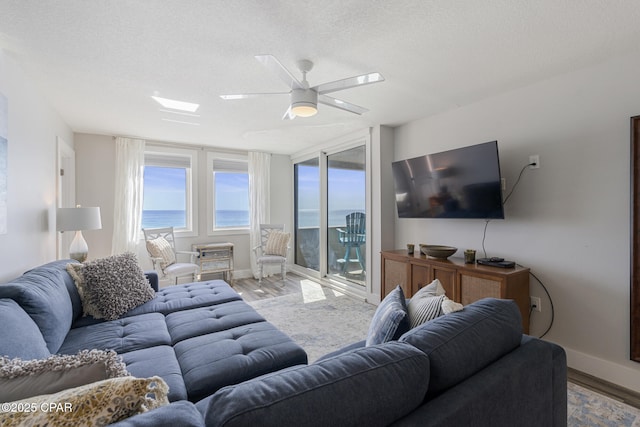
<box><xmin>69</xmin><ymin>230</ymin><xmax>89</xmax><ymax>263</ymax></box>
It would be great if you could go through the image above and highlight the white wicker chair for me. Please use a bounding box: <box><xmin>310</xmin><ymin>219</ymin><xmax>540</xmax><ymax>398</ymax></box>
<box><xmin>253</xmin><ymin>224</ymin><xmax>289</xmax><ymax>285</ymax></box>
<box><xmin>143</xmin><ymin>227</ymin><xmax>199</xmax><ymax>285</ymax></box>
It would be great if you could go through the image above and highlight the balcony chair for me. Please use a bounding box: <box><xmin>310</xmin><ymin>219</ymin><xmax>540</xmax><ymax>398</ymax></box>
<box><xmin>336</xmin><ymin>212</ymin><xmax>366</xmax><ymax>274</ymax></box>
<box><xmin>143</xmin><ymin>227</ymin><xmax>199</xmax><ymax>285</ymax></box>
<box><xmin>254</xmin><ymin>224</ymin><xmax>290</xmax><ymax>285</ymax></box>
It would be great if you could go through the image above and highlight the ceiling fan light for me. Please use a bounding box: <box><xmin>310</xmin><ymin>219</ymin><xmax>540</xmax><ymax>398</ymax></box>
<box><xmin>290</xmin><ymin>88</ymin><xmax>318</xmax><ymax>118</ymax></box>
<box><xmin>291</xmin><ymin>102</ymin><xmax>317</xmax><ymax>117</ymax></box>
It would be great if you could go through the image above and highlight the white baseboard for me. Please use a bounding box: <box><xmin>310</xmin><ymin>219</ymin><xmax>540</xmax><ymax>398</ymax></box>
<box><xmin>565</xmin><ymin>346</ymin><xmax>640</xmax><ymax>391</ymax></box>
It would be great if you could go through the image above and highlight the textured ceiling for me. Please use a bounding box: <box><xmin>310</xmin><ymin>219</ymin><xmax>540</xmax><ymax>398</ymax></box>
<box><xmin>1</xmin><ymin>1</ymin><xmax>640</xmax><ymax>154</ymax></box>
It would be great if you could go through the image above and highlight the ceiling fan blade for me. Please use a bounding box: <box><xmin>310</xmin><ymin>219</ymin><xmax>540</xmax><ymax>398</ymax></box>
<box><xmin>313</xmin><ymin>72</ymin><xmax>384</xmax><ymax>95</ymax></box>
<box><xmin>282</xmin><ymin>106</ymin><xmax>296</xmax><ymax>120</ymax></box>
<box><xmin>255</xmin><ymin>55</ymin><xmax>304</xmax><ymax>90</ymax></box>
<box><xmin>220</xmin><ymin>92</ymin><xmax>289</xmax><ymax>100</ymax></box>
<box><xmin>318</xmin><ymin>95</ymin><xmax>368</xmax><ymax>115</ymax></box>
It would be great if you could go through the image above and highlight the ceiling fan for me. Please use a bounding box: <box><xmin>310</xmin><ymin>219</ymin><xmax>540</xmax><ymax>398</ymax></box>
<box><xmin>220</xmin><ymin>55</ymin><xmax>385</xmax><ymax>120</ymax></box>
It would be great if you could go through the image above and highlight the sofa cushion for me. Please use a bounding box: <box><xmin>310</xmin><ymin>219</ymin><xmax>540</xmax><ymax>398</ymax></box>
<box><xmin>77</xmin><ymin>253</ymin><xmax>156</xmax><ymax>321</ymax></box>
<box><xmin>0</xmin><ymin>299</ymin><xmax>50</xmax><ymax>360</ymax></box>
<box><xmin>0</xmin><ymin>376</ymin><xmax>168</xmax><ymax>426</ymax></box>
<box><xmin>366</xmin><ymin>285</ymin><xmax>409</xmax><ymax>346</ymax></box>
<box><xmin>0</xmin><ymin>261</ymin><xmax>77</xmax><ymax>353</ymax></box>
<box><xmin>165</xmin><ymin>300</ymin><xmax>266</xmax><ymax>344</ymax></box>
<box><xmin>174</xmin><ymin>321</ymin><xmax>308</xmax><ymax>402</ymax></box>
<box><xmin>399</xmin><ymin>297</ymin><xmax>523</xmax><ymax>397</ymax></box>
<box><xmin>0</xmin><ymin>349</ymin><xmax>128</xmax><ymax>403</ymax></box>
<box><xmin>30</xmin><ymin>259</ymin><xmax>84</xmax><ymax>321</ymax></box>
<box><xmin>110</xmin><ymin>400</ymin><xmax>205</xmax><ymax>427</ymax></box>
<box><xmin>121</xmin><ymin>346</ymin><xmax>188</xmax><ymax>402</ymax></box>
<box><xmin>59</xmin><ymin>313</ymin><xmax>171</xmax><ymax>355</ymax></box>
<box><xmin>123</xmin><ymin>280</ymin><xmax>243</xmax><ymax>318</ymax></box>
<box><xmin>196</xmin><ymin>341</ymin><xmax>430</xmax><ymax>427</ymax></box>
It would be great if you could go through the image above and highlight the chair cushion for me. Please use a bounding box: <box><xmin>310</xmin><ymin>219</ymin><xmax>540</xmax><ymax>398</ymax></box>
<box><xmin>196</xmin><ymin>341</ymin><xmax>430</xmax><ymax>427</ymax></box>
<box><xmin>59</xmin><ymin>313</ymin><xmax>171</xmax><ymax>355</ymax></box>
<box><xmin>146</xmin><ymin>237</ymin><xmax>176</xmax><ymax>270</ymax></box>
<box><xmin>257</xmin><ymin>254</ymin><xmax>286</xmax><ymax>264</ymax></box>
<box><xmin>0</xmin><ymin>299</ymin><xmax>50</xmax><ymax>360</ymax></box>
<box><xmin>366</xmin><ymin>285</ymin><xmax>409</xmax><ymax>346</ymax></box>
<box><xmin>76</xmin><ymin>253</ymin><xmax>156</xmax><ymax>321</ymax></box>
<box><xmin>165</xmin><ymin>300</ymin><xmax>266</xmax><ymax>344</ymax></box>
<box><xmin>0</xmin><ymin>261</ymin><xmax>77</xmax><ymax>354</ymax></box>
<box><xmin>121</xmin><ymin>346</ymin><xmax>188</xmax><ymax>402</ymax></box>
<box><xmin>165</xmin><ymin>262</ymin><xmax>199</xmax><ymax>277</ymax></box>
<box><xmin>400</xmin><ymin>297</ymin><xmax>523</xmax><ymax>397</ymax></box>
<box><xmin>174</xmin><ymin>321</ymin><xmax>308</xmax><ymax>402</ymax></box>
<box><xmin>264</xmin><ymin>230</ymin><xmax>290</xmax><ymax>257</ymax></box>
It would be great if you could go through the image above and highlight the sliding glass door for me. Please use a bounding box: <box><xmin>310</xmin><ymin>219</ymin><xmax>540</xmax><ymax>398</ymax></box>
<box><xmin>293</xmin><ymin>143</ymin><xmax>367</xmax><ymax>288</ymax></box>
<box><xmin>327</xmin><ymin>146</ymin><xmax>366</xmax><ymax>286</ymax></box>
<box><xmin>294</xmin><ymin>158</ymin><xmax>320</xmax><ymax>272</ymax></box>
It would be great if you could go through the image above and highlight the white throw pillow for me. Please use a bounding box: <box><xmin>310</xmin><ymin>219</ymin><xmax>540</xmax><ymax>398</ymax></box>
<box><xmin>407</xmin><ymin>279</ymin><xmax>447</xmax><ymax>328</ymax></box>
<box><xmin>442</xmin><ymin>296</ymin><xmax>464</xmax><ymax>314</ymax></box>
<box><xmin>146</xmin><ymin>237</ymin><xmax>176</xmax><ymax>270</ymax></box>
<box><xmin>264</xmin><ymin>231</ymin><xmax>290</xmax><ymax>257</ymax></box>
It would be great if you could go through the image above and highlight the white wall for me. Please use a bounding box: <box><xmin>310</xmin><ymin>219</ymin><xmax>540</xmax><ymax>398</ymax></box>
<box><xmin>393</xmin><ymin>50</ymin><xmax>640</xmax><ymax>390</ymax></box>
<box><xmin>74</xmin><ymin>134</ymin><xmax>292</xmax><ymax>277</ymax></box>
<box><xmin>0</xmin><ymin>49</ymin><xmax>73</xmax><ymax>282</ymax></box>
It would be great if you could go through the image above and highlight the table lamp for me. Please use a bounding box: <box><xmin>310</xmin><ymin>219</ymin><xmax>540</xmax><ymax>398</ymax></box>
<box><xmin>56</xmin><ymin>206</ymin><xmax>102</xmax><ymax>262</ymax></box>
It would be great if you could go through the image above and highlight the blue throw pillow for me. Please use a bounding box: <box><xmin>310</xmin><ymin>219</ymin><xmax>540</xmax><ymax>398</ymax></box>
<box><xmin>365</xmin><ymin>285</ymin><xmax>409</xmax><ymax>346</ymax></box>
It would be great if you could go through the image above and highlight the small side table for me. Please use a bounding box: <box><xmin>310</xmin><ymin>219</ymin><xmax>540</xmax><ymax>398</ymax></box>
<box><xmin>192</xmin><ymin>242</ymin><xmax>234</xmax><ymax>284</ymax></box>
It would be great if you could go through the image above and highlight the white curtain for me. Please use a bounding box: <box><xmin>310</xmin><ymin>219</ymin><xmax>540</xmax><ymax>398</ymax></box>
<box><xmin>111</xmin><ymin>137</ymin><xmax>145</xmax><ymax>255</ymax></box>
<box><xmin>249</xmin><ymin>152</ymin><xmax>270</xmax><ymax>278</ymax></box>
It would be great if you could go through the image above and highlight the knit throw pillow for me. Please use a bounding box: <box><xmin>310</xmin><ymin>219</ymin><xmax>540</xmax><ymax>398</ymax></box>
<box><xmin>70</xmin><ymin>253</ymin><xmax>155</xmax><ymax>321</ymax></box>
<box><xmin>264</xmin><ymin>231</ymin><xmax>290</xmax><ymax>257</ymax></box>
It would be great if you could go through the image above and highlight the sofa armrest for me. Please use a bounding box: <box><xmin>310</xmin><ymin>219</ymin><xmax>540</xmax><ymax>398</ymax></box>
<box><xmin>144</xmin><ymin>271</ymin><xmax>159</xmax><ymax>292</ymax></box>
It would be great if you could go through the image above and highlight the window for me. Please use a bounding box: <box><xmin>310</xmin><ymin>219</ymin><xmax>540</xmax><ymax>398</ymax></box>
<box><xmin>208</xmin><ymin>153</ymin><xmax>249</xmax><ymax>232</ymax></box>
<box><xmin>142</xmin><ymin>147</ymin><xmax>197</xmax><ymax>234</ymax></box>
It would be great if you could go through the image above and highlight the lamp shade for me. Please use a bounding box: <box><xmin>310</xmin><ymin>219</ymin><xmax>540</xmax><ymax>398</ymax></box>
<box><xmin>56</xmin><ymin>207</ymin><xmax>102</xmax><ymax>232</ymax></box>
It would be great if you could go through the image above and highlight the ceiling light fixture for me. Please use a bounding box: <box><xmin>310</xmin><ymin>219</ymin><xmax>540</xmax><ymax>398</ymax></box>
<box><xmin>162</xmin><ymin>118</ymin><xmax>200</xmax><ymax>126</ymax></box>
<box><xmin>290</xmin><ymin>88</ymin><xmax>317</xmax><ymax>118</ymax></box>
<box><xmin>151</xmin><ymin>96</ymin><xmax>200</xmax><ymax>112</ymax></box>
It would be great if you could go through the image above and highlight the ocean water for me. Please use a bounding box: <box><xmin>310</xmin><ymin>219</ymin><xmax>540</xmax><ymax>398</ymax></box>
<box><xmin>142</xmin><ymin>210</ymin><xmax>185</xmax><ymax>229</ymax></box>
<box><xmin>142</xmin><ymin>210</ymin><xmax>250</xmax><ymax>229</ymax></box>
<box><xmin>298</xmin><ymin>209</ymin><xmax>365</xmax><ymax>228</ymax></box>
<box><xmin>142</xmin><ymin>209</ymin><xmax>363</xmax><ymax>229</ymax></box>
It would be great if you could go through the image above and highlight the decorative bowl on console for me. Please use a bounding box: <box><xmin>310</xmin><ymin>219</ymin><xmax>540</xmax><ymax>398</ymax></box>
<box><xmin>421</xmin><ymin>245</ymin><xmax>458</xmax><ymax>259</ymax></box>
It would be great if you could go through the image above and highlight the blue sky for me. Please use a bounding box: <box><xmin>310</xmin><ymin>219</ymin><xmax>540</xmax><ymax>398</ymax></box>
<box><xmin>297</xmin><ymin>164</ymin><xmax>365</xmax><ymax>211</ymax></box>
<box><xmin>143</xmin><ymin>166</ymin><xmax>186</xmax><ymax>211</ymax></box>
<box><xmin>143</xmin><ymin>167</ymin><xmax>250</xmax><ymax>212</ymax></box>
<box><xmin>143</xmin><ymin>165</ymin><xmax>364</xmax><ymax>213</ymax></box>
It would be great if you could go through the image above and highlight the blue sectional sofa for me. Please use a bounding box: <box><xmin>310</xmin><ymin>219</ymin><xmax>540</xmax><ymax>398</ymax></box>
<box><xmin>0</xmin><ymin>260</ymin><xmax>567</xmax><ymax>426</ymax></box>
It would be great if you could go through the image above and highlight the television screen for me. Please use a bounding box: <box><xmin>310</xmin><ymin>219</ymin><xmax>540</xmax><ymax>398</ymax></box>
<box><xmin>392</xmin><ymin>141</ymin><xmax>504</xmax><ymax>219</ymax></box>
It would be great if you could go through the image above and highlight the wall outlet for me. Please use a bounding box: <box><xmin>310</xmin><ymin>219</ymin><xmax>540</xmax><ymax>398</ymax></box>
<box><xmin>529</xmin><ymin>155</ymin><xmax>540</xmax><ymax>169</ymax></box>
<box><xmin>501</xmin><ymin>177</ymin><xmax>506</xmax><ymax>191</ymax></box>
<box><xmin>530</xmin><ymin>296</ymin><xmax>542</xmax><ymax>312</ymax></box>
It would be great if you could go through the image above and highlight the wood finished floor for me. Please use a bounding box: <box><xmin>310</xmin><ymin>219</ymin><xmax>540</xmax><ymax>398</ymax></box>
<box><xmin>175</xmin><ymin>272</ymin><xmax>640</xmax><ymax>409</ymax></box>
<box><xmin>230</xmin><ymin>273</ymin><xmax>309</xmax><ymax>302</ymax></box>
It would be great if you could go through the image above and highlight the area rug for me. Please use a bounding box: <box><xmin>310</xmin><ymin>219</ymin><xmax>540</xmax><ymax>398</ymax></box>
<box><xmin>249</xmin><ymin>284</ymin><xmax>640</xmax><ymax>426</ymax></box>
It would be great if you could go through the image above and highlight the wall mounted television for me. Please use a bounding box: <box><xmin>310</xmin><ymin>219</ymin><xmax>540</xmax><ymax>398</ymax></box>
<box><xmin>392</xmin><ymin>141</ymin><xmax>504</xmax><ymax>219</ymax></box>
